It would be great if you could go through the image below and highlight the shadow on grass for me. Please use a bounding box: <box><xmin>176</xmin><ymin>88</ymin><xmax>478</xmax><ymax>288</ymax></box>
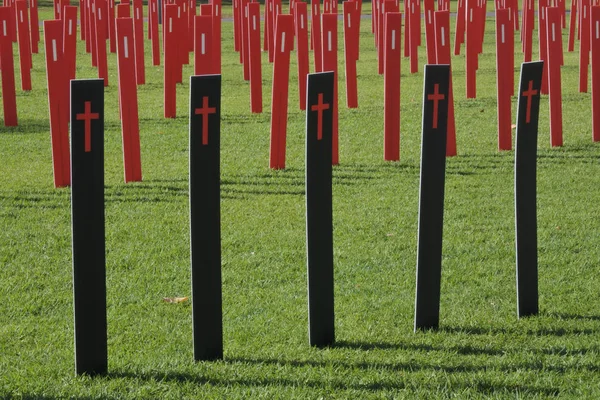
<box><xmin>106</xmin><ymin>366</ymin><xmax>562</xmax><ymax>397</ymax></box>
<box><xmin>439</xmin><ymin>324</ymin><xmax>598</xmax><ymax>337</ymax></box>
<box><xmin>334</xmin><ymin>339</ymin><xmax>505</xmax><ymax>356</ymax></box>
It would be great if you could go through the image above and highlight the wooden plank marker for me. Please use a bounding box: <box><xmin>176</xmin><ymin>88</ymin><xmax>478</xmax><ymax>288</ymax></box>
<box><xmin>547</xmin><ymin>6</ymin><xmax>563</xmax><ymax>147</ymax></box>
<box><xmin>592</xmin><ymin>5</ymin><xmax>600</xmax><ymax>141</ymax></box>
<box><xmin>434</xmin><ymin>10</ymin><xmax>456</xmax><ymax>156</ymax></box>
<box><xmin>496</xmin><ymin>8</ymin><xmax>513</xmax><ymax>150</ymax></box>
<box><xmin>295</xmin><ymin>1</ymin><xmax>309</xmax><ymax>110</ymax></box>
<box><xmin>383</xmin><ymin>12</ymin><xmax>401</xmax><ymax>161</ymax></box>
<box><xmin>247</xmin><ymin>2</ymin><xmax>262</xmax><ymax>113</ymax></box>
<box><xmin>414</xmin><ymin>64</ymin><xmax>450</xmax><ymax>331</ymax></box>
<box><xmin>1</xmin><ymin>6</ymin><xmax>18</xmax><ymax>126</ymax></box>
<box><xmin>70</xmin><ymin>78</ymin><xmax>107</xmax><ymax>376</ymax></box>
<box><xmin>514</xmin><ymin>61</ymin><xmax>543</xmax><ymax>318</ymax></box>
<box><xmin>189</xmin><ymin>75</ymin><xmax>223</xmax><ymax>361</ymax></box>
<box><xmin>306</xmin><ymin>72</ymin><xmax>334</xmax><ymax>348</ymax></box>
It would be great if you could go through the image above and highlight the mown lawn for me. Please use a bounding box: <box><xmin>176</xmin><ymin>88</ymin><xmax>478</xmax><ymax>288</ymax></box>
<box><xmin>1</xmin><ymin>3</ymin><xmax>599</xmax><ymax>399</ymax></box>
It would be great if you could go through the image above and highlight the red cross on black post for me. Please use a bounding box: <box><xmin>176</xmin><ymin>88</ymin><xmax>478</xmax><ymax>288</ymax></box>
<box><xmin>311</xmin><ymin>93</ymin><xmax>330</xmax><ymax>140</ymax></box>
<box><xmin>427</xmin><ymin>83</ymin><xmax>445</xmax><ymax>129</ymax></box>
<box><xmin>76</xmin><ymin>101</ymin><xmax>100</xmax><ymax>152</ymax></box>
<box><xmin>522</xmin><ymin>80</ymin><xmax>538</xmax><ymax>124</ymax></box>
<box><xmin>195</xmin><ymin>96</ymin><xmax>217</xmax><ymax>145</ymax></box>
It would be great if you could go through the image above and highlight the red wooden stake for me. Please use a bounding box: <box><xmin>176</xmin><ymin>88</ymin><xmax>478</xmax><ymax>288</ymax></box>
<box><xmin>89</xmin><ymin>0</ymin><xmax>98</xmax><ymax>67</ymax></box>
<box><xmin>44</xmin><ymin>20</ymin><xmax>70</xmax><ymax>186</ymax></box>
<box><xmin>63</xmin><ymin>5</ymin><xmax>77</xmax><ymax>81</ymax></box>
<box><xmin>30</xmin><ymin>0</ymin><xmax>39</xmax><ymax>53</ymax></box>
<box><xmin>311</xmin><ymin>0</ymin><xmax>322</xmax><ymax>71</ymax></box>
<box><xmin>194</xmin><ymin>15</ymin><xmax>213</xmax><ymax>74</ymax></box>
<box><xmin>164</xmin><ymin>4</ymin><xmax>178</xmax><ymax>118</ymax></box>
<box><xmin>295</xmin><ymin>1</ymin><xmax>309</xmax><ymax>110</ymax></box>
<box><xmin>454</xmin><ymin>0</ymin><xmax>465</xmax><ymax>54</ymax></box>
<box><xmin>591</xmin><ymin>5</ymin><xmax>600</xmax><ymax>141</ymax></box>
<box><xmin>496</xmin><ymin>8</ymin><xmax>512</xmax><ymax>150</ymax></box>
<box><xmin>435</xmin><ymin>10</ymin><xmax>456</xmax><ymax>156</ymax></box>
<box><xmin>210</xmin><ymin>0</ymin><xmax>221</xmax><ymax>73</ymax></box>
<box><xmin>568</xmin><ymin>0</ymin><xmax>577</xmax><ymax>51</ymax></box>
<box><xmin>539</xmin><ymin>0</ymin><xmax>549</xmax><ymax>94</ymax></box>
<box><xmin>132</xmin><ymin>0</ymin><xmax>145</xmax><ymax>84</ymax></box>
<box><xmin>95</xmin><ymin>0</ymin><xmax>109</xmax><ymax>86</ymax></box>
<box><xmin>150</xmin><ymin>0</ymin><xmax>159</xmax><ymax>65</ymax></box>
<box><xmin>580</xmin><ymin>0</ymin><xmax>591</xmax><ymax>92</ymax></box>
<box><xmin>423</xmin><ymin>0</ymin><xmax>436</xmax><ymax>63</ymax></box>
<box><xmin>409</xmin><ymin>0</ymin><xmax>420</xmax><ymax>73</ymax></box>
<box><xmin>116</xmin><ymin>17</ymin><xmax>142</xmax><ymax>182</ymax></box>
<box><xmin>322</xmin><ymin>13</ymin><xmax>339</xmax><ymax>164</ymax></box>
<box><xmin>343</xmin><ymin>1</ymin><xmax>358</xmax><ymax>108</ymax></box>
<box><xmin>240</xmin><ymin>0</ymin><xmax>250</xmax><ymax>80</ymax></box>
<box><xmin>108</xmin><ymin>0</ymin><xmax>116</xmax><ymax>52</ymax></box>
<box><xmin>523</xmin><ymin>0</ymin><xmax>534</xmax><ymax>61</ymax></box>
<box><xmin>547</xmin><ymin>6</ymin><xmax>563</xmax><ymax>146</ymax></box>
<box><xmin>235</xmin><ymin>0</ymin><xmax>241</xmax><ymax>52</ymax></box>
<box><xmin>15</xmin><ymin>0</ymin><xmax>31</xmax><ymax>91</ymax></box>
<box><xmin>269</xmin><ymin>14</ymin><xmax>294</xmax><ymax>169</ymax></box>
<box><xmin>176</xmin><ymin>0</ymin><xmax>188</xmax><ymax>69</ymax></box>
<box><xmin>1</xmin><ymin>7</ymin><xmax>17</xmax><ymax>126</ymax></box>
<box><xmin>248</xmin><ymin>2</ymin><xmax>262</xmax><ymax>113</ymax></box>
<box><xmin>466</xmin><ymin>0</ymin><xmax>477</xmax><ymax>97</ymax></box>
<box><xmin>383</xmin><ymin>12</ymin><xmax>401</xmax><ymax>161</ymax></box>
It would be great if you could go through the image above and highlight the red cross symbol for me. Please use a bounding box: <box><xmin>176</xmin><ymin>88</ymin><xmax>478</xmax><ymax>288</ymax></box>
<box><xmin>76</xmin><ymin>101</ymin><xmax>100</xmax><ymax>152</ymax></box>
<box><xmin>427</xmin><ymin>83</ymin><xmax>445</xmax><ymax>129</ymax></box>
<box><xmin>194</xmin><ymin>96</ymin><xmax>217</xmax><ymax>145</ymax></box>
<box><xmin>310</xmin><ymin>93</ymin><xmax>330</xmax><ymax>140</ymax></box>
<box><xmin>522</xmin><ymin>80</ymin><xmax>538</xmax><ymax>124</ymax></box>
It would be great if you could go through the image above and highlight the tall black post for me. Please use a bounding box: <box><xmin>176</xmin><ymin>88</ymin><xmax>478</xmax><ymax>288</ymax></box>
<box><xmin>515</xmin><ymin>61</ymin><xmax>544</xmax><ymax>318</ymax></box>
<box><xmin>189</xmin><ymin>75</ymin><xmax>223</xmax><ymax>361</ymax></box>
<box><xmin>306</xmin><ymin>72</ymin><xmax>335</xmax><ymax>347</ymax></box>
<box><xmin>414</xmin><ymin>65</ymin><xmax>450</xmax><ymax>331</ymax></box>
<box><xmin>70</xmin><ymin>79</ymin><xmax>107</xmax><ymax>375</ymax></box>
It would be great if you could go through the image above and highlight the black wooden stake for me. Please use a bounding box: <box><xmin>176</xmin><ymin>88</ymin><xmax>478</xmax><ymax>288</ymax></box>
<box><xmin>189</xmin><ymin>75</ymin><xmax>223</xmax><ymax>360</ymax></box>
<box><xmin>414</xmin><ymin>65</ymin><xmax>451</xmax><ymax>332</ymax></box>
<box><xmin>306</xmin><ymin>72</ymin><xmax>335</xmax><ymax>347</ymax></box>
<box><xmin>71</xmin><ymin>79</ymin><xmax>107</xmax><ymax>375</ymax></box>
<box><xmin>515</xmin><ymin>61</ymin><xmax>544</xmax><ymax>318</ymax></box>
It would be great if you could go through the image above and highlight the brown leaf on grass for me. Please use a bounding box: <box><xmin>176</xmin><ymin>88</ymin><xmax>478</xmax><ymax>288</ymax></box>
<box><xmin>163</xmin><ymin>296</ymin><xmax>189</xmax><ymax>304</ymax></box>
<box><xmin>511</xmin><ymin>124</ymin><xmax>517</xmax><ymax>129</ymax></box>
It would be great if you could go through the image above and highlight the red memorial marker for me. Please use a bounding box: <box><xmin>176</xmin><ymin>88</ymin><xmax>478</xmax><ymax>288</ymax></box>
<box><xmin>568</xmin><ymin>0</ymin><xmax>577</xmax><ymax>51</ymax></box>
<box><xmin>434</xmin><ymin>10</ymin><xmax>456</xmax><ymax>156</ymax></box>
<box><xmin>454</xmin><ymin>0</ymin><xmax>466</xmax><ymax>55</ymax></box>
<box><xmin>379</xmin><ymin>1</ymin><xmax>398</xmax><ymax>75</ymax></box>
<box><xmin>466</xmin><ymin>0</ymin><xmax>478</xmax><ymax>97</ymax></box>
<box><xmin>591</xmin><ymin>5</ymin><xmax>600</xmax><ymax>141</ymax></box>
<box><xmin>89</xmin><ymin>0</ymin><xmax>97</xmax><ymax>67</ymax></box>
<box><xmin>176</xmin><ymin>0</ymin><xmax>188</xmax><ymax>69</ymax></box>
<box><xmin>343</xmin><ymin>0</ymin><xmax>358</xmax><ymax>108</ymax></box>
<box><xmin>295</xmin><ymin>1</ymin><xmax>309</xmax><ymax>110</ymax></box>
<box><xmin>210</xmin><ymin>0</ymin><xmax>221</xmax><ymax>73</ymax></box>
<box><xmin>116</xmin><ymin>17</ymin><xmax>142</xmax><ymax>182</ymax></box>
<box><xmin>164</xmin><ymin>4</ymin><xmax>177</xmax><ymax>118</ymax></box>
<box><xmin>311</xmin><ymin>0</ymin><xmax>323</xmax><ymax>71</ymax></box>
<box><xmin>496</xmin><ymin>8</ymin><xmax>513</xmax><ymax>150</ymax></box>
<box><xmin>580</xmin><ymin>0</ymin><xmax>591</xmax><ymax>92</ymax></box>
<box><xmin>523</xmin><ymin>0</ymin><xmax>534</xmax><ymax>61</ymax></box>
<box><xmin>30</xmin><ymin>0</ymin><xmax>39</xmax><ymax>53</ymax></box>
<box><xmin>248</xmin><ymin>2</ymin><xmax>262</xmax><ymax>113</ymax></box>
<box><xmin>194</xmin><ymin>15</ymin><xmax>213</xmax><ymax>75</ymax></box>
<box><xmin>1</xmin><ymin>7</ymin><xmax>17</xmax><ymax>126</ymax></box>
<box><xmin>424</xmin><ymin>0</ymin><xmax>435</xmax><ymax>63</ymax></box>
<box><xmin>409</xmin><ymin>0</ymin><xmax>420</xmax><ymax>73</ymax></box>
<box><xmin>150</xmin><ymin>0</ymin><xmax>159</xmax><ymax>65</ymax></box>
<box><xmin>539</xmin><ymin>0</ymin><xmax>549</xmax><ymax>94</ymax></box>
<box><xmin>269</xmin><ymin>14</ymin><xmax>294</xmax><ymax>169</ymax></box>
<box><xmin>95</xmin><ymin>0</ymin><xmax>109</xmax><ymax>86</ymax></box>
<box><xmin>240</xmin><ymin>0</ymin><xmax>249</xmax><ymax>80</ymax></box>
<box><xmin>383</xmin><ymin>12</ymin><xmax>401</xmax><ymax>161</ymax></box>
<box><xmin>15</xmin><ymin>0</ymin><xmax>32</xmax><ymax>91</ymax></box>
<box><xmin>132</xmin><ymin>0</ymin><xmax>145</xmax><ymax>84</ymax></box>
<box><xmin>44</xmin><ymin>20</ymin><xmax>70</xmax><ymax>186</ymax></box>
<box><xmin>63</xmin><ymin>5</ymin><xmax>78</xmax><ymax>81</ymax></box>
<box><xmin>321</xmin><ymin>13</ymin><xmax>339</xmax><ymax>164</ymax></box>
<box><xmin>235</xmin><ymin>0</ymin><xmax>241</xmax><ymax>52</ymax></box>
<box><xmin>108</xmin><ymin>0</ymin><xmax>115</xmax><ymax>53</ymax></box>
<box><xmin>547</xmin><ymin>6</ymin><xmax>563</xmax><ymax>146</ymax></box>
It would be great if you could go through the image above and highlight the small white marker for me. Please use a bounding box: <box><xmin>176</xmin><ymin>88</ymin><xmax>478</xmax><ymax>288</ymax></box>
<box><xmin>428</xmin><ymin>10</ymin><xmax>431</xmax><ymax>23</ymax></box>
<box><xmin>328</xmin><ymin>30</ymin><xmax>332</xmax><ymax>51</ymax></box>
<box><xmin>216</xmin><ymin>5</ymin><xmax>219</xmax><ymax>15</ymax></box>
<box><xmin>178</xmin><ymin>7</ymin><xmax>180</xmax><ymax>18</ymax></box>
<box><xmin>552</xmin><ymin>22</ymin><xmax>556</xmax><ymax>42</ymax></box>
<box><xmin>301</xmin><ymin>14</ymin><xmax>304</xmax><ymax>29</ymax></box>
<box><xmin>52</xmin><ymin>39</ymin><xmax>58</xmax><ymax>62</ymax></box>
<box><xmin>136</xmin><ymin>9</ymin><xmax>139</xmax><ymax>19</ymax></box>
<box><xmin>392</xmin><ymin>29</ymin><xmax>396</xmax><ymax>49</ymax></box>
<box><xmin>347</xmin><ymin>13</ymin><xmax>351</xmax><ymax>27</ymax></box>
<box><xmin>99</xmin><ymin>9</ymin><xmax>102</xmax><ymax>20</ymax></box>
<box><xmin>281</xmin><ymin>32</ymin><xmax>286</xmax><ymax>52</ymax></box>
<box><xmin>69</xmin><ymin>20</ymin><xmax>73</xmax><ymax>35</ymax></box>
<box><xmin>20</xmin><ymin>10</ymin><xmax>23</xmax><ymax>23</ymax></box>
<box><xmin>501</xmin><ymin>24</ymin><xmax>505</xmax><ymax>43</ymax></box>
<box><xmin>169</xmin><ymin>17</ymin><xmax>173</xmax><ymax>33</ymax></box>
<box><xmin>2</xmin><ymin>21</ymin><xmax>6</xmax><ymax>37</ymax></box>
<box><xmin>253</xmin><ymin>15</ymin><xmax>256</xmax><ymax>30</ymax></box>
<box><xmin>597</xmin><ymin>20</ymin><xmax>600</xmax><ymax>39</ymax></box>
<box><xmin>470</xmin><ymin>8</ymin><xmax>473</xmax><ymax>22</ymax></box>
<box><xmin>124</xmin><ymin>37</ymin><xmax>129</xmax><ymax>58</ymax></box>
<box><xmin>201</xmin><ymin>33</ymin><xmax>205</xmax><ymax>54</ymax></box>
<box><xmin>441</xmin><ymin>26</ymin><xmax>446</xmax><ymax>46</ymax></box>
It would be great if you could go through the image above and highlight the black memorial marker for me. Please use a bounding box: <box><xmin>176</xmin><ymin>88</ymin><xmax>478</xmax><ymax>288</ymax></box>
<box><xmin>414</xmin><ymin>65</ymin><xmax>451</xmax><ymax>331</ymax></box>
<box><xmin>515</xmin><ymin>61</ymin><xmax>543</xmax><ymax>318</ymax></box>
<box><xmin>70</xmin><ymin>79</ymin><xmax>107</xmax><ymax>375</ymax></box>
<box><xmin>305</xmin><ymin>72</ymin><xmax>334</xmax><ymax>347</ymax></box>
<box><xmin>189</xmin><ymin>75</ymin><xmax>223</xmax><ymax>361</ymax></box>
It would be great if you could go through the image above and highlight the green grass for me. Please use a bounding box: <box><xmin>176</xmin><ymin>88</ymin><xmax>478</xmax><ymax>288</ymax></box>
<box><xmin>1</xmin><ymin>5</ymin><xmax>600</xmax><ymax>399</ymax></box>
